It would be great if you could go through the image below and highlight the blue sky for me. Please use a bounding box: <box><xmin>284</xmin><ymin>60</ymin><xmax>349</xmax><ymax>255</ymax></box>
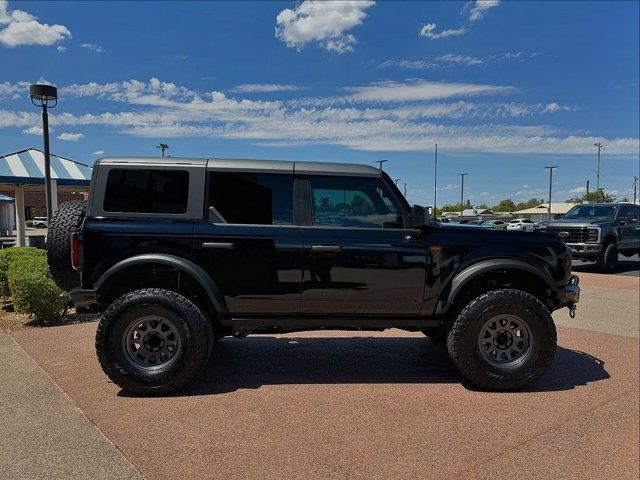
<box><xmin>1</xmin><ymin>0</ymin><xmax>638</xmax><ymax>206</ymax></box>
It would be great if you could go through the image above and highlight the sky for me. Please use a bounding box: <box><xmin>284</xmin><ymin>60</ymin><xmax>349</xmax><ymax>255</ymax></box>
<box><xmin>0</xmin><ymin>0</ymin><xmax>639</xmax><ymax>207</ymax></box>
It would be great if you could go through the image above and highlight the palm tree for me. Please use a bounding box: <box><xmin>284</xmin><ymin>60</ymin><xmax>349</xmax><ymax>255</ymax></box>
<box><xmin>156</xmin><ymin>143</ymin><xmax>169</xmax><ymax>157</ymax></box>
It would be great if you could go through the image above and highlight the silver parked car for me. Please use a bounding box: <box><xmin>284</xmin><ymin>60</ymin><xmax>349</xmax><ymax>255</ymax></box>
<box><xmin>480</xmin><ymin>220</ymin><xmax>507</xmax><ymax>230</ymax></box>
<box><xmin>507</xmin><ymin>218</ymin><xmax>537</xmax><ymax>232</ymax></box>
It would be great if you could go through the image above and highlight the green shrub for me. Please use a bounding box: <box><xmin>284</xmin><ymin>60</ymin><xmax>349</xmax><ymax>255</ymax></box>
<box><xmin>0</xmin><ymin>247</ymin><xmax>45</xmax><ymax>297</ymax></box>
<box><xmin>25</xmin><ymin>220</ymin><xmax>34</xmax><ymax>228</ymax></box>
<box><xmin>7</xmin><ymin>253</ymin><xmax>66</xmax><ymax>323</ymax></box>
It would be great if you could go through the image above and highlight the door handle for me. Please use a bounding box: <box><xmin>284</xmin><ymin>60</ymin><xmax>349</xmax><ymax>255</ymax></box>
<box><xmin>202</xmin><ymin>242</ymin><xmax>235</xmax><ymax>250</ymax></box>
<box><xmin>310</xmin><ymin>245</ymin><xmax>342</xmax><ymax>253</ymax></box>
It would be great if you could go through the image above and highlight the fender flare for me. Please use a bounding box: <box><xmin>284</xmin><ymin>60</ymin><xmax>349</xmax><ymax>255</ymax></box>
<box><xmin>437</xmin><ymin>259</ymin><xmax>556</xmax><ymax>314</ymax></box>
<box><xmin>94</xmin><ymin>253</ymin><xmax>228</xmax><ymax>314</ymax></box>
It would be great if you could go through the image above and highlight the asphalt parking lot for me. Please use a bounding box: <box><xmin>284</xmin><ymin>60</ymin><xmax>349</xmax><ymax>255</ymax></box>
<box><xmin>3</xmin><ymin>271</ymin><xmax>638</xmax><ymax>480</ymax></box>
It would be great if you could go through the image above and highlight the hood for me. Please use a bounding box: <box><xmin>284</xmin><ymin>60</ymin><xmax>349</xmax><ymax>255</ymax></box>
<box><xmin>546</xmin><ymin>218</ymin><xmax>611</xmax><ymax>227</ymax></box>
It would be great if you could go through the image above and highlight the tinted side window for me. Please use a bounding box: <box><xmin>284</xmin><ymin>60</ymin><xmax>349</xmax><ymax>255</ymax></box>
<box><xmin>618</xmin><ymin>205</ymin><xmax>630</xmax><ymax>218</ymax></box>
<box><xmin>310</xmin><ymin>176</ymin><xmax>402</xmax><ymax>229</ymax></box>
<box><xmin>104</xmin><ymin>169</ymin><xmax>189</xmax><ymax>214</ymax></box>
<box><xmin>209</xmin><ymin>173</ymin><xmax>293</xmax><ymax>225</ymax></box>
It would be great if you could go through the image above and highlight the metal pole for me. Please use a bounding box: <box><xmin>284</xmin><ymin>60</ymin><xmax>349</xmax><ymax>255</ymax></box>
<box><xmin>42</xmin><ymin>105</ymin><xmax>53</xmax><ymax>222</ymax></box>
<box><xmin>403</xmin><ymin>182</ymin><xmax>407</xmax><ymax>198</ymax></box>
<box><xmin>545</xmin><ymin>166</ymin><xmax>558</xmax><ymax>221</ymax></box>
<box><xmin>433</xmin><ymin>144</ymin><xmax>438</xmax><ymax>215</ymax></box>
<box><xmin>633</xmin><ymin>176</ymin><xmax>638</xmax><ymax>204</ymax></box>
<box><xmin>594</xmin><ymin>142</ymin><xmax>603</xmax><ymax>191</ymax></box>
<box><xmin>586</xmin><ymin>179</ymin><xmax>589</xmax><ymax>196</ymax></box>
<box><xmin>458</xmin><ymin>173</ymin><xmax>468</xmax><ymax>211</ymax></box>
<box><xmin>375</xmin><ymin>160</ymin><xmax>387</xmax><ymax>171</ymax></box>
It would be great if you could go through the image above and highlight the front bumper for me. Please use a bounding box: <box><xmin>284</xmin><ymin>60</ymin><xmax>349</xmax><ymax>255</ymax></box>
<box><xmin>558</xmin><ymin>274</ymin><xmax>580</xmax><ymax>306</ymax></box>
<box><xmin>69</xmin><ymin>287</ymin><xmax>97</xmax><ymax>308</ymax></box>
<box><xmin>566</xmin><ymin>242</ymin><xmax>601</xmax><ymax>255</ymax></box>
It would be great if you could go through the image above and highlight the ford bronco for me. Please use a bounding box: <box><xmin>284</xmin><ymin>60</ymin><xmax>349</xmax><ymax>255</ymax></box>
<box><xmin>46</xmin><ymin>157</ymin><xmax>580</xmax><ymax>394</ymax></box>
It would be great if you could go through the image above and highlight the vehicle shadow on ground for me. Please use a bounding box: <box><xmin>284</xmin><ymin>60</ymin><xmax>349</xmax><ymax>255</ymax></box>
<box><xmin>135</xmin><ymin>337</ymin><xmax>609</xmax><ymax>397</ymax></box>
<box><xmin>572</xmin><ymin>257</ymin><xmax>639</xmax><ymax>275</ymax></box>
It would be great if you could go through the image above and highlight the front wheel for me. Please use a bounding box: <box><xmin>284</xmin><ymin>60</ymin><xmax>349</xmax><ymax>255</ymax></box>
<box><xmin>596</xmin><ymin>242</ymin><xmax>618</xmax><ymax>273</ymax></box>
<box><xmin>447</xmin><ymin>289</ymin><xmax>557</xmax><ymax>390</ymax></box>
<box><xmin>95</xmin><ymin>288</ymin><xmax>214</xmax><ymax>395</ymax></box>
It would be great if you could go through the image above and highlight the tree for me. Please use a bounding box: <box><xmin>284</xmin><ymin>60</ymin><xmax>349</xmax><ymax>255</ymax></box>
<box><xmin>156</xmin><ymin>143</ymin><xmax>169</xmax><ymax>157</ymax></box>
<box><xmin>492</xmin><ymin>199</ymin><xmax>517</xmax><ymax>212</ymax></box>
<box><xmin>566</xmin><ymin>188</ymin><xmax>616</xmax><ymax>204</ymax></box>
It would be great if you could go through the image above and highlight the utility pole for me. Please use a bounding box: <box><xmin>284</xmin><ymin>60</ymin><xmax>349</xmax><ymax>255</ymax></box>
<box><xmin>594</xmin><ymin>142</ymin><xmax>603</xmax><ymax>191</ymax></box>
<box><xmin>545</xmin><ymin>166</ymin><xmax>558</xmax><ymax>221</ymax></box>
<box><xmin>394</xmin><ymin>178</ymin><xmax>400</xmax><ymax>186</ymax></box>
<box><xmin>403</xmin><ymin>182</ymin><xmax>407</xmax><ymax>198</ymax></box>
<box><xmin>633</xmin><ymin>176</ymin><xmax>638</xmax><ymax>204</ymax></box>
<box><xmin>433</xmin><ymin>144</ymin><xmax>438</xmax><ymax>216</ymax></box>
<box><xmin>458</xmin><ymin>173</ymin><xmax>468</xmax><ymax>212</ymax></box>
<box><xmin>586</xmin><ymin>179</ymin><xmax>589</xmax><ymax>196</ymax></box>
<box><xmin>375</xmin><ymin>159</ymin><xmax>388</xmax><ymax>171</ymax></box>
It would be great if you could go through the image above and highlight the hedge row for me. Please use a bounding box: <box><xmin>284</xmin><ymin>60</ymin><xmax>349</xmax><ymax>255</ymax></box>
<box><xmin>0</xmin><ymin>247</ymin><xmax>67</xmax><ymax>323</ymax></box>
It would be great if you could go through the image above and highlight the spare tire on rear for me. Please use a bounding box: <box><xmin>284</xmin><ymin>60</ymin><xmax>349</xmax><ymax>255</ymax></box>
<box><xmin>46</xmin><ymin>200</ymin><xmax>86</xmax><ymax>292</ymax></box>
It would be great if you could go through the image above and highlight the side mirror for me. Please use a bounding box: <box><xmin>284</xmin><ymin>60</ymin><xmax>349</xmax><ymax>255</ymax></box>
<box><xmin>411</xmin><ymin>204</ymin><xmax>428</xmax><ymax>227</ymax></box>
<box><xmin>628</xmin><ymin>214</ymin><xmax>637</xmax><ymax>223</ymax></box>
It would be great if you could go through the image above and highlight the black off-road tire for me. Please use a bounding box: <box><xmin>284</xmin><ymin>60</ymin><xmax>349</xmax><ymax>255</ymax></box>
<box><xmin>447</xmin><ymin>289</ymin><xmax>557</xmax><ymax>391</ymax></box>
<box><xmin>596</xmin><ymin>242</ymin><xmax>618</xmax><ymax>274</ymax></box>
<box><xmin>46</xmin><ymin>200</ymin><xmax>86</xmax><ymax>291</ymax></box>
<box><xmin>95</xmin><ymin>288</ymin><xmax>213</xmax><ymax>395</ymax></box>
<box><xmin>421</xmin><ymin>326</ymin><xmax>447</xmax><ymax>347</ymax></box>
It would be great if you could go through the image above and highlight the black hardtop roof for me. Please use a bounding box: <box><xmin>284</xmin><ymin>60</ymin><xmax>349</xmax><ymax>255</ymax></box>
<box><xmin>95</xmin><ymin>156</ymin><xmax>381</xmax><ymax>177</ymax></box>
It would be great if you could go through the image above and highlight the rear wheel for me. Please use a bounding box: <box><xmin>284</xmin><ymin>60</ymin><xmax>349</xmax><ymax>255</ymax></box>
<box><xmin>596</xmin><ymin>242</ymin><xmax>618</xmax><ymax>273</ymax></box>
<box><xmin>95</xmin><ymin>288</ymin><xmax>213</xmax><ymax>395</ymax></box>
<box><xmin>447</xmin><ymin>289</ymin><xmax>557</xmax><ymax>390</ymax></box>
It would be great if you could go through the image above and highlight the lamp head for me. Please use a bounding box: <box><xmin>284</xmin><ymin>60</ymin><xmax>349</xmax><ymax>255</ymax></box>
<box><xmin>30</xmin><ymin>84</ymin><xmax>58</xmax><ymax>107</ymax></box>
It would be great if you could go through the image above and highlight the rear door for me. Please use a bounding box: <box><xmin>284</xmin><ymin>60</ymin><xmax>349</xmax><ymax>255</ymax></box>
<box><xmin>298</xmin><ymin>174</ymin><xmax>427</xmax><ymax>315</ymax></box>
<box><xmin>193</xmin><ymin>166</ymin><xmax>302</xmax><ymax>314</ymax></box>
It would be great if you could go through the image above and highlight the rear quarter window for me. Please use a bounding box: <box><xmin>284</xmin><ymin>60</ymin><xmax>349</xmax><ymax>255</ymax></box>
<box><xmin>103</xmin><ymin>169</ymin><xmax>189</xmax><ymax>214</ymax></box>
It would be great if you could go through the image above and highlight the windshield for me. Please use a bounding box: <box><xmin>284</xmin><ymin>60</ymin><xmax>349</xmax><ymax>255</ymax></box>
<box><xmin>480</xmin><ymin>221</ymin><xmax>493</xmax><ymax>226</ymax></box>
<box><xmin>563</xmin><ymin>205</ymin><xmax>618</xmax><ymax>220</ymax></box>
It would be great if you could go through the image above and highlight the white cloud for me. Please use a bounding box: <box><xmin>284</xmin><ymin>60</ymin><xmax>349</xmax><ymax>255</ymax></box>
<box><xmin>419</xmin><ymin>23</ymin><xmax>467</xmax><ymax>39</ymax></box>
<box><xmin>230</xmin><ymin>83</ymin><xmax>305</xmax><ymax>93</ymax></box>
<box><xmin>22</xmin><ymin>125</ymin><xmax>43</xmax><ymax>135</ymax></box>
<box><xmin>92</xmin><ymin>150</ymin><xmax>105</xmax><ymax>155</ymax></box>
<box><xmin>379</xmin><ymin>51</ymin><xmax>526</xmax><ymax>70</ymax></box>
<box><xmin>420</xmin><ymin>1</ymin><xmax>500</xmax><ymax>41</ymax></box>
<box><xmin>343</xmin><ymin>80</ymin><xmax>513</xmax><ymax>103</ymax></box>
<box><xmin>57</xmin><ymin>132</ymin><xmax>84</xmax><ymax>141</ymax></box>
<box><xmin>81</xmin><ymin>43</ymin><xmax>104</xmax><ymax>52</ymax></box>
<box><xmin>465</xmin><ymin>0</ymin><xmax>500</xmax><ymax>22</ymax></box>
<box><xmin>436</xmin><ymin>54</ymin><xmax>484</xmax><ymax>66</ymax></box>
<box><xmin>0</xmin><ymin>77</ymin><xmax>638</xmax><ymax>157</ymax></box>
<box><xmin>0</xmin><ymin>0</ymin><xmax>71</xmax><ymax>47</ymax></box>
<box><xmin>275</xmin><ymin>0</ymin><xmax>375</xmax><ymax>53</ymax></box>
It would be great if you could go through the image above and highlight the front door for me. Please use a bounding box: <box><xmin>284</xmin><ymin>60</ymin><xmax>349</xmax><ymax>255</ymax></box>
<box><xmin>193</xmin><ymin>171</ymin><xmax>302</xmax><ymax>314</ymax></box>
<box><xmin>300</xmin><ymin>175</ymin><xmax>427</xmax><ymax>315</ymax></box>
<box><xmin>618</xmin><ymin>205</ymin><xmax>640</xmax><ymax>253</ymax></box>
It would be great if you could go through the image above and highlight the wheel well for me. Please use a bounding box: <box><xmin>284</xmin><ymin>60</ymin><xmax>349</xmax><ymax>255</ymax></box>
<box><xmin>603</xmin><ymin>234</ymin><xmax>617</xmax><ymax>246</ymax></box>
<box><xmin>445</xmin><ymin>269</ymin><xmax>553</xmax><ymax>317</ymax></box>
<box><xmin>97</xmin><ymin>263</ymin><xmax>220</xmax><ymax>324</ymax></box>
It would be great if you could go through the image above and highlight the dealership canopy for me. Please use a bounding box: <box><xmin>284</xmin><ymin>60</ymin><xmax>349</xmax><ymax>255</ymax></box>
<box><xmin>0</xmin><ymin>148</ymin><xmax>92</xmax><ymax>247</ymax></box>
<box><xmin>0</xmin><ymin>148</ymin><xmax>92</xmax><ymax>187</ymax></box>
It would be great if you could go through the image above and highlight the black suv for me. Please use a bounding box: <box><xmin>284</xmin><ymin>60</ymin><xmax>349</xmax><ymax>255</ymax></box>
<box><xmin>544</xmin><ymin>203</ymin><xmax>640</xmax><ymax>273</ymax></box>
<box><xmin>46</xmin><ymin>157</ymin><xmax>580</xmax><ymax>394</ymax></box>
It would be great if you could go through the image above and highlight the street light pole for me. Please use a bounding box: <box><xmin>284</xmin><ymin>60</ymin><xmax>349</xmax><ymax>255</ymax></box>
<box><xmin>545</xmin><ymin>166</ymin><xmax>558</xmax><ymax>221</ymax></box>
<box><xmin>458</xmin><ymin>173</ymin><xmax>468</xmax><ymax>212</ymax></box>
<box><xmin>433</xmin><ymin>144</ymin><xmax>438</xmax><ymax>216</ymax></box>
<box><xmin>30</xmin><ymin>84</ymin><xmax>58</xmax><ymax>222</ymax></box>
<box><xmin>375</xmin><ymin>159</ymin><xmax>388</xmax><ymax>171</ymax></box>
<box><xmin>633</xmin><ymin>176</ymin><xmax>638</xmax><ymax>204</ymax></box>
<box><xmin>594</xmin><ymin>142</ymin><xmax>603</xmax><ymax>191</ymax></box>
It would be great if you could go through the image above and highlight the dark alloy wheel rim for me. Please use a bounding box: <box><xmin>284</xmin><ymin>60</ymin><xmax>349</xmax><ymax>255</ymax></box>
<box><xmin>123</xmin><ymin>315</ymin><xmax>183</xmax><ymax>370</ymax></box>
<box><xmin>478</xmin><ymin>314</ymin><xmax>532</xmax><ymax>368</ymax></box>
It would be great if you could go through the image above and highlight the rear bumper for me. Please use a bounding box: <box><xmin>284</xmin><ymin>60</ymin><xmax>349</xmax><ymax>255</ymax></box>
<box><xmin>558</xmin><ymin>274</ymin><xmax>580</xmax><ymax>306</ymax></box>
<box><xmin>69</xmin><ymin>288</ymin><xmax>97</xmax><ymax>308</ymax></box>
